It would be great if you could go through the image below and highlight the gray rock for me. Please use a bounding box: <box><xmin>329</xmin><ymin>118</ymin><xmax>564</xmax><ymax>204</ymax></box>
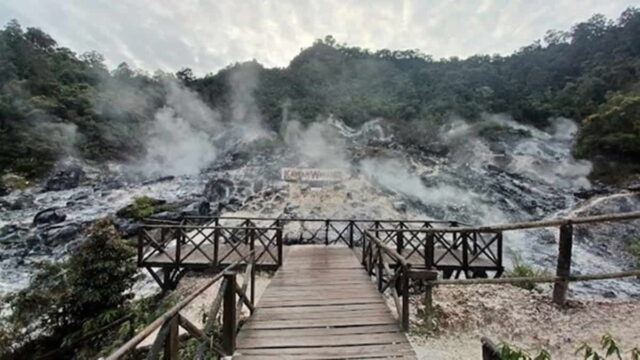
<box><xmin>115</xmin><ymin>218</ymin><xmax>140</xmax><ymax>238</ymax></box>
<box><xmin>181</xmin><ymin>199</ymin><xmax>211</xmax><ymax>217</ymax></box>
<box><xmin>204</xmin><ymin>179</ymin><xmax>234</xmax><ymax>201</ymax></box>
<box><xmin>628</xmin><ymin>183</ymin><xmax>640</xmax><ymax>192</ymax></box>
<box><xmin>33</xmin><ymin>207</ymin><xmax>66</xmax><ymax>225</ymax></box>
<box><xmin>37</xmin><ymin>223</ymin><xmax>80</xmax><ymax>246</ymax></box>
<box><xmin>3</xmin><ymin>193</ymin><xmax>35</xmax><ymax>210</ymax></box>
<box><xmin>393</xmin><ymin>201</ymin><xmax>407</xmax><ymax>213</ymax></box>
<box><xmin>44</xmin><ymin>165</ymin><xmax>84</xmax><ymax>192</ymax></box>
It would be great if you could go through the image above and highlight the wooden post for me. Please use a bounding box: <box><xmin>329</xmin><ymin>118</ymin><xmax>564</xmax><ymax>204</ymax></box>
<box><xmin>163</xmin><ymin>315</ymin><xmax>179</xmax><ymax>360</ymax></box>
<box><xmin>461</xmin><ymin>232</ymin><xmax>469</xmax><ymax>274</ymax></box>
<box><xmin>277</xmin><ymin>227</ymin><xmax>283</xmax><ymax>267</ymax></box>
<box><xmin>361</xmin><ymin>229</ymin><xmax>367</xmax><ymax>265</ymax></box>
<box><xmin>397</xmin><ymin>230</ymin><xmax>404</xmax><ymax>255</ymax></box>
<box><xmin>425</xmin><ymin>233</ymin><xmax>434</xmax><ymax>269</ymax></box>
<box><xmin>377</xmin><ymin>248</ymin><xmax>384</xmax><ymax>291</ymax></box>
<box><xmin>553</xmin><ymin>222</ymin><xmax>573</xmax><ymax>306</ymax></box>
<box><xmin>222</xmin><ymin>273</ymin><xmax>237</xmax><ymax>356</ymax></box>
<box><xmin>481</xmin><ymin>337</ymin><xmax>501</xmax><ymax>360</ymax></box>
<box><xmin>421</xmin><ymin>273</ymin><xmax>438</xmax><ymax>331</ymax></box>
<box><xmin>325</xmin><ymin>220</ymin><xmax>330</xmax><ymax>245</ymax></box>
<box><xmin>401</xmin><ymin>265</ymin><xmax>410</xmax><ymax>331</ymax></box>
<box><xmin>213</xmin><ymin>218</ymin><xmax>220</xmax><ymax>266</ymax></box>
<box><xmin>137</xmin><ymin>230</ymin><xmax>144</xmax><ymax>266</ymax></box>
<box><xmin>349</xmin><ymin>221</ymin><xmax>354</xmax><ymax>248</ymax></box>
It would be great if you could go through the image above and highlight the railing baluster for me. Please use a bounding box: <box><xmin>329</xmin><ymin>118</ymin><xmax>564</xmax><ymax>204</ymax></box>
<box><xmin>164</xmin><ymin>315</ymin><xmax>179</xmax><ymax>360</ymax></box>
<box><xmin>222</xmin><ymin>273</ymin><xmax>237</xmax><ymax>356</ymax></box>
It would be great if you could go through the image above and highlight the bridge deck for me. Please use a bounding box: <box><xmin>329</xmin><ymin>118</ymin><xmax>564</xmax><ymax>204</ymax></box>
<box><xmin>234</xmin><ymin>246</ymin><xmax>417</xmax><ymax>359</ymax></box>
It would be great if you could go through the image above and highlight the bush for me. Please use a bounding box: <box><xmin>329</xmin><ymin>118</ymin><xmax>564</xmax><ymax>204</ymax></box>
<box><xmin>1</xmin><ymin>217</ymin><xmax>137</xmax><ymax>358</ymax></box>
<box><xmin>506</xmin><ymin>254</ymin><xmax>548</xmax><ymax>291</ymax></box>
<box><xmin>116</xmin><ymin>196</ymin><xmax>168</xmax><ymax>220</ymax></box>
<box><xmin>628</xmin><ymin>238</ymin><xmax>640</xmax><ymax>264</ymax></box>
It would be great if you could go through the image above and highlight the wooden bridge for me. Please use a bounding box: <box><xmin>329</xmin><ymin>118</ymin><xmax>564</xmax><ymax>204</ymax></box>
<box><xmin>235</xmin><ymin>246</ymin><xmax>417</xmax><ymax>359</ymax></box>
<box><xmin>105</xmin><ymin>212</ymin><xmax>640</xmax><ymax>360</ymax></box>
<box><xmin>138</xmin><ymin>216</ymin><xmax>504</xmax><ymax>290</ymax></box>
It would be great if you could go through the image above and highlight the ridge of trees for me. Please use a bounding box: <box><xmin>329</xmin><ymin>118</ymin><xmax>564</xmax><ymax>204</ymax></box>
<box><xmin>1</xmin><ymin>8</ymin><xmax>640</xmax><ymax>181</ymax></box>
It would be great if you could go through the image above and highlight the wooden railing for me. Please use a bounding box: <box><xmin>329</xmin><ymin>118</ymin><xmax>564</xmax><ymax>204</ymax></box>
<box><xmin>415</xmin><ymin>210</ymin><xmax>640</xmax><ymax>306</ymax></box>
<box><xmin>362</xmin><ymin>231</ymin><xmax>437</xmax><ymax>331</ymax></box>
<box><xmin>106</xmin><ymin>250</ymin><xmax>257</xmax><ymax>360</ymax></box>
<box><xmin>178</xmin><ymin>216</ymin><xmax>462</xmax><ymax>247</ymax></box>
<box><xmin>366</xmin><ymin>227</ymin><xmax>504</xmax><ymax>278</ymax></box>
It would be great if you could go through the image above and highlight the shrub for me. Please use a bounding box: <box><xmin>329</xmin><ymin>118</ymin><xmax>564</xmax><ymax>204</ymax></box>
<box><xmin>628</xmin><ymin>238</ymin><xmax>640</xmax><ymax>265</ymax></box>
<box><xmin>116</xmin><ymin>196</ymin><xmax>168</xmax><ymax>220</ymax></box>
<box><xmin>506</xmin><ymin>253</ymin><xmax>548</xmax><ymax>291</ymax></box>
<box><xmin>1</xmin><ymin>217</ymin><xmax>137</xmax><ymax>358</ymax></box>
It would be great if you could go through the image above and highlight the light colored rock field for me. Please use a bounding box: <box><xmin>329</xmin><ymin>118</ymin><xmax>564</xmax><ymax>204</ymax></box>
<box><xmin>407</xmin><ymin>284</ymin><xmax>640</xmax><ymax>359</ymax></box>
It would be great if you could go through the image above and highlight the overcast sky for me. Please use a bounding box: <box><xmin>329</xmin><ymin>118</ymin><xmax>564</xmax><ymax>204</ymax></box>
<box><xmin>1</xmin><ymin>0</ymin><xmax>639</xmax><ymax>75</ymax></box>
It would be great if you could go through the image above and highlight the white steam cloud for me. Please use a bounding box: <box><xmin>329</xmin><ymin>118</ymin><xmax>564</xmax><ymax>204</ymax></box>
<box><xmin>281</xmin><ymin>114</ymin><xmax>350</xmax><ymax>169</ymax></box>
<box><xmin>137</xmin><ymin>81</ymin><xmax>221</xmax><ymax>177</ymax></box>
<box><xmin>228</xmin><ymin>64</ymin><xmax>269</xmax><ymax>142</ymax></box>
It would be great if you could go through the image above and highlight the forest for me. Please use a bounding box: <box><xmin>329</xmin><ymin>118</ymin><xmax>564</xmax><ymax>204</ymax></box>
<box><xmin>1</xmin><ymin>8</ymin><xmax>640</xmax><ymax>182</ymax></box>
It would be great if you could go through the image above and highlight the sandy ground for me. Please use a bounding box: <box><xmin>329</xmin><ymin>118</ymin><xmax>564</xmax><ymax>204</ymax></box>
<box><xmin>407</xmin><ymin>284</ymin><xmax>640</xmax><ymax>359</ymax></box>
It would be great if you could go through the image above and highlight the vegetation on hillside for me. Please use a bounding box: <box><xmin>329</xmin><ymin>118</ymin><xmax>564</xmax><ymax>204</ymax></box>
<box><xmin>0</xmin><ymin>218</ymin><xmax>140</xmax><ymax>359</ymax></box>
<box><xmin>1</xmin><ymin>9</ymin><xmax>640</xmax><ymax>181</ymax></box>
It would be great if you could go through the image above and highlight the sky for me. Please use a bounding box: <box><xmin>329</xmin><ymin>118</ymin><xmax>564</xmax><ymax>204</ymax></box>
<box><xmin>1</xmin><ymin>0</ymin><xmax>639</xmax><ymax>75</ymax></box>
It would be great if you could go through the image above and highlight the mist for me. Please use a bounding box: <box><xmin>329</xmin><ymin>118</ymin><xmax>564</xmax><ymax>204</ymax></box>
<box><xmin>135</xmin><ymin>81</ymin><xmax>221</xmax><ymax>177</ymax></box>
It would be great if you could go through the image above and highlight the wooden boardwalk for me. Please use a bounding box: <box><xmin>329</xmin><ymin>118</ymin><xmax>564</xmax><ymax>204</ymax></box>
<box><xmin>235</xmin><ymin>246</ymin><xmax>417</xmax><ymax>359</ymax></box>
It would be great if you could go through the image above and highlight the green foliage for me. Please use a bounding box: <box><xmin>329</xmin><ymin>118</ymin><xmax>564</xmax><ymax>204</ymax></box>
<box><xmin>3</xmin><ymin>8</ymin><xmax>640</xmax><ymax>179</ymax></box>
<box><xmin>576</xmin><ymin>92</ymin><xmax>640</xmax><ymax>160</ymax></box>
<box><xmin>576</xmin><ymin>333</ymin><xmax>625</xmax><ymax>360</ymax></box>
<box><xmin>628</xmin><ymin>238</ymin><xmax>640</xmax><ymax>264</ymax></box>
<box><xmin>500</xmin><ymin>334</ymin><xmax>638</xmax><ymax>360</ymax></box>
<box><xmin>116</xmin><ymin>196</ymin><xmax>168</xmax><ymax>220</ymax></box>
<box><xmin>0</xmin><ymin>217</ymin><xmax>137</xmax><ymax>358</ymax></box>
<box><xmin>506</xmin><ymin>253</ymin><xmax>548</xmax><ymax>291</ymax></box>
<box><xmin>499</xmin><ymin>343</ymin><xmax>551</xmax><ymax>360</ymax></box>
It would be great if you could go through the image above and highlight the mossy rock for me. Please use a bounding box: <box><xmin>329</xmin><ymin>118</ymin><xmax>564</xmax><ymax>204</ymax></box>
<box><xmin>0</xmin><ymin>173</ymin><xmax>32</xmax><ymax>192</ymax></box>
<box><xmin>116</xmin><ymin>196</ymin><xmax>169</xmax><ymax>220</ymax></box>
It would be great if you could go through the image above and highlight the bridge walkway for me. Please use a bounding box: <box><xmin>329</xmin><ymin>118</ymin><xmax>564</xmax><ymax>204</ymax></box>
<box><xmin>234</xmin><ymin>245</ymin><xmax>417</xmax><ymax>359</ymax></box>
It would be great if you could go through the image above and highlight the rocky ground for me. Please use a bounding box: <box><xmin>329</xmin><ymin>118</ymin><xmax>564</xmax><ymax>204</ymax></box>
<box><xmin>1</xmin><ymin>116</ymin><xmax>639</xmax><ymax>300</ymax></box>
<box><xmin>408</xmin><ymin>284</ymin><xmax>640</xmax><ymax>359</ymax></box>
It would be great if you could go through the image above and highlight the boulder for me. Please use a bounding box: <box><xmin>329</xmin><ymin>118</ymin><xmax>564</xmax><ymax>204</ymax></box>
<box><xmin>204</xmin><ymin>179</ymin><xmax>234</xmax><ymax>202</ymax></box>
<box><xmin>114</xmin><ymin>218</ymin><xmax>140</xmax><ymax>238</ymax></box>
<box><xmin>40</xmin><ymin>223</ymin><xmax>80</xmax><ymax>246</ymax></box>
<box><xmin>142</xmin><ymin>175</ymin><xmax>175</xmax><ymax>186</ymax></box>
<box><xmin>44</xmin><ymin>165</ymin><xmax>84</xmax><ymax>191</ymax></box>
<box><xmin>628</xmin><ymin>183</ymin><xmax>640</xmax><ymax>192</ymax></box>
<box><xmin>180</xmin><ymin>199</ymin><xmax>210</xmax><ymax>217</ymax></box>
<box><xmin>33</xmin><ymin>207</ymin><xmax>66</xmax><ymax>225</ymax></box>
<box><xmin>3</xmin><ymin>193</ymin><xmax>35</xmax><ymax>210</ymax></box>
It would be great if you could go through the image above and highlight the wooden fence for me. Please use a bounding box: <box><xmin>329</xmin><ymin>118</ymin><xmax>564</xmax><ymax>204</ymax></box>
<box><xmin>105</xmin><ymin>250</ymin><xmax>257</xmax><ymax>360</ymax></box>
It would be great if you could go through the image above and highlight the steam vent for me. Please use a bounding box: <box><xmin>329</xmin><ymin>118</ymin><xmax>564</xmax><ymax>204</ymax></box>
<box><xmin>3</xmin><ymin>4</ymin><xmax>640</xmax><ymax>360</ymax></box>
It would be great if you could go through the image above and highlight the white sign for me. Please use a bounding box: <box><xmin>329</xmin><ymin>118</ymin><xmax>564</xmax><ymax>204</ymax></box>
<box><xmin>281</xmin><ymin>168</ymin><xmax>347</xmax><ymax>182</ymax></box>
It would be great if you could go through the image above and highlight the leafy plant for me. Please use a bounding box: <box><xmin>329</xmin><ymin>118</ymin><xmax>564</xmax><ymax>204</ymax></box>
<box><xmin>499</xmin><ymin>343</ymin><xmax>551</xmax><ymax>360</ymax></box>
<box><xmin>116</xmin><ymin>196</ymin><xmax>169</xmax><ymax>220</ymax></box>
<box><xmin>506</xmin><ymin>253</ymin><xmax>548</xmax><ymax>291</ymax></box>
<box><xmin>0</xmin><ymin>217</ymin><xmax>138</xmax><ymax>359</ymax></box>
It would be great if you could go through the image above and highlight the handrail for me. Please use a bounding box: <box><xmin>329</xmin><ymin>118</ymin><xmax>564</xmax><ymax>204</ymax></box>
<box><xmin>409</xmin><ymin>211</ymin><xmax>640</xmax><ymax>233</ymax></box>
<box><xmin>427</xmin><ymin>269</ymin><xmax>640</xmax><ymax>286</ymax></box>
<box><xmin>364</xmin><ymin>231</ymin><xmax>411</xmax><ymax>267</ymax></box>
<box><xmin>105</xmin><ymin>250</ymin><xmax>256</xmax><ymax>360</ymax></box>
<box><xmin>173</xmin><ymin>215</ymin><xmax>466</xmax><ymax>225</ymax></box>
<box><xmin>140</xmin><ymin>225</ymin><xmax>283</xmax><ymax>230</ymax></box>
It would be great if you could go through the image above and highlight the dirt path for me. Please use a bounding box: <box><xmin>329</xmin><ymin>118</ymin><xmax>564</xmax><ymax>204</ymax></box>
<box><xmin>408</xmin><ymin>284</ymin><xmax>640</xmax><ymax>359</ymax></box>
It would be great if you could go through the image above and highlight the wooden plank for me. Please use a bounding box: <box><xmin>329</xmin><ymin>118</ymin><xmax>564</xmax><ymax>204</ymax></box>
<box><xmin>237</xmin><ymin>324</ymin><xmax>401</xmax><ymax>340</ymax></box>
<box><xmin>238</xmin><ymin>332</ymin><xmax>408</xmax><ymax>349</ymax></box>
<box><xmin>234</xmin><ymin>245</ymin><xmax>417</xmax><ymax>359</ymax></box>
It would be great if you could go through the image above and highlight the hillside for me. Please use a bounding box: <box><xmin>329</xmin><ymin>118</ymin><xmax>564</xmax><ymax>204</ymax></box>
<box><xmin>1</xmin><ymin>8</ymin><xmax>640</xmax><ymax>185</ymax></box>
